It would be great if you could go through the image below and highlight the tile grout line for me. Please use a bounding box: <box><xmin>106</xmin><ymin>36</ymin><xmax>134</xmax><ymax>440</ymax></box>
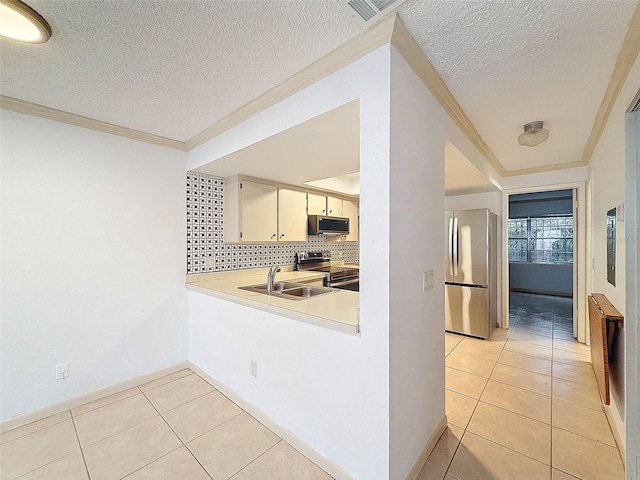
<box><xmin>444</xmin><ymin>322</ymin><xmax>513</xmax><ymax>476</ymax></box>
<box><xmin>71</xmin><ymin>386</ymin><xmax>142</xmax><ymax>419</ymax></box>
<box><xmin>181</xmin><ymin>410</ymin><xmax>244</xmax><ymax>445</ymax></box>
<box><xmin>139</xmin><ymin>370</ymin><xmax>194</xmax><ymax>395</ymax></box>
<box><xmin>70</xmin><ymin>410</ymin><xmax>92</xmax><ymax>480</ymax></box>
<box><xmin>138</xmin><ymin>372</ymin><xmax>275</xmax><ymax>480</ymax></box>
<box><xmin>71</xmin><ymin>392</ymin><xmax>162</xmax><ymax>450</ymax></box>
<box><xmin>522</xmin><ymin>294</ymin><xmax>553</xmax><ymax>473</ymax></box>
<box><xmin>226</xmin><ymin>440</ymin><xmax>284</xmax><ymax>480</ymax></box>
<box><xmin>469</xmin><ymin>294</ymin><xmax>552</xmax><ymax>473</ymax></box>
<box><xmin>136</xmin><ymin>387</ymin><xmax>216</xmax><ymax>480</ymax></box>
<box><xmin>461</xmin><ymin>428</ymin><xmax>552</xmax><ymax>469</ymax></box>
<box><xmin>118</xmin><ymin>445</ymin><xmax>185</xmax><ymax>479</ymax></box>
<box><xmin>0</xmin><ymin>414</ymin><xmax>71</xmax><ymax>445</ymax></box>
<box><xmin>9</xmin><ymin>417</ymin><xmax>84</xmax><ymax>480</ymax></box>
<box><xmin>159</xmin><ymin>389</ymin><xmax>217</xmax><ymax>416</ymax></box>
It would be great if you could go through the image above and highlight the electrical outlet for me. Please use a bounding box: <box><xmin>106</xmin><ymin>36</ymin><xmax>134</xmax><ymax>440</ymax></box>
<box><xmin>56</xmin><ymin>363</ymin><xmax>69</xmax><ymax>380</ymax></box>
<box><xmin>205</xmin><ymin>256</ymin><xmax>216</xmax><ymax>268</ymax></box>
<box><xmin>337</xmin><ymin>251</ymin><xmax>343</xmax><ymax>259</ymax></box>
<box><xmin>250</xmin><ymin>359</ymin><xmax>257</xmax><ymax>377</ymax></box>
<box><xmin>423</xmin><ymin>270</ymin><xmax>435</xmax><ymax>292</ymax></box>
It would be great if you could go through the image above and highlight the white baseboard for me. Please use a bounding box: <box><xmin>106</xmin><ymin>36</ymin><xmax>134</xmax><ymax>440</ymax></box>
<box><xmin>405</xmin><ymin>416</ymin><xmax>448</xmax><ymax>480</ymax></box>
<box><xmin>603</xmin><ymin>404</ymin><xmax>626</xmax><ymax>465</ymax></box>
<box><xmin>0</xmin><ymin>362</ymin><xmax>189</xmax><ymax>433</ymax></box>
<box><xmin>187</xmin><ymin>361</ymin><xmax>356</xmax><ymax>480</ymax></box>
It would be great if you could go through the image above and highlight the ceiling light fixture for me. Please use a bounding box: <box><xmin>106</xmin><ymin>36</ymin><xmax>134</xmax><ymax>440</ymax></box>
<box><xmin>518</xmin><ymin>121</ymin><xmax>549</xmax><ymax>147</ymax></box>
<box><xmin>0</xmin><ymin>0</ymin><xmax>51</xmax><ymax>44</ymax></box>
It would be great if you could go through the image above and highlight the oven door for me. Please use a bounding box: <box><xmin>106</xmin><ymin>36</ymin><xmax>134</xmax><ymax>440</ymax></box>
<box><xmin>327</xmin><ymin>277</ymin><xmax>359</xmax><ymax>292</ymax></box>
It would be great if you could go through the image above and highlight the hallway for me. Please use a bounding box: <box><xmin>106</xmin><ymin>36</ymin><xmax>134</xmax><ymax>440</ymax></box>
<box><xmin>419</xmin><ymin>293</ymin><xmax>625</xmax><ymax>480</ymax></box>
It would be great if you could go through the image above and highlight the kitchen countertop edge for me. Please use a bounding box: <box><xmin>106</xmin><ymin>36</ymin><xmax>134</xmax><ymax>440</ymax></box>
<box><xmin>185</xmin><ymin>270</ymin><xmax>360</xmax><ymax>335</ymax></box>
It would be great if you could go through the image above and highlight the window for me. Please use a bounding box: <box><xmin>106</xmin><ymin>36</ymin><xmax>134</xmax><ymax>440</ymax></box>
<box><xmin>508</xmin><ymin>215</ymin><xmax>573</xmax><ymax>264</ymax></box>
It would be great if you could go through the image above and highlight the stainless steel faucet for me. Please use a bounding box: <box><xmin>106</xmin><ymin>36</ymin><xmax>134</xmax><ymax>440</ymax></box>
<box><xmin>266</xmin><ymin>266</ymin><xmax>281</xmax><ymax>293</ymax></box>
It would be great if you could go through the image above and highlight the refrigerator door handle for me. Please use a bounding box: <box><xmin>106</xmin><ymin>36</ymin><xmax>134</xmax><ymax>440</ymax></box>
<box><xmin>448</xmin><ymin>217</ymin><xmax>454</xmax><ymax>277</ymax></box>
<box><xmin>453</xmin><ymin>217</ymin><xmax>459</xmax><ymax>277</ymax></box>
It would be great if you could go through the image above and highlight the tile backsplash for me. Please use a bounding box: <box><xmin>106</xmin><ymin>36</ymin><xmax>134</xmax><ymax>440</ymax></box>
<box><xmin>186</xmin><ymin>172</ymin><xmax>359</xmax><ymax>274</ymax></box>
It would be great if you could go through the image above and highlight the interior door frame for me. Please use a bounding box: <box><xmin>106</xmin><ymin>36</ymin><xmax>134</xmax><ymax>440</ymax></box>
<box><xmin>624</xmin><ymin>101</ymin><xmax>639</xmax><ymax>480</ymax></box>
<box><xmin>500</xmin><ymin>182</ymin><xmax>586</xmax><ymax>342</ymax></box>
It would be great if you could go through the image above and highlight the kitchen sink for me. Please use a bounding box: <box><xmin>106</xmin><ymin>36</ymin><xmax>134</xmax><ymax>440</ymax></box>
<box><xmin>238</xmin><ymin>282</ymin><xmax>335</xmax><ymax>300</ymax></box>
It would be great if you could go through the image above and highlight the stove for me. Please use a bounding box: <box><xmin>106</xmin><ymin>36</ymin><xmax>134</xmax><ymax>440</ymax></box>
<box><xmin>295</xmin><ymin>251</ymin><xmax>359</xmax><ymax>291</ymax></box>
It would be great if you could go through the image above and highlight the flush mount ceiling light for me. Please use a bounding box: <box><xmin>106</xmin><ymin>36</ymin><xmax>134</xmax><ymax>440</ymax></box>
<box><xmin>0</xmin><ymin>0</ymin><xmax>51</xmax><ymax>43</ymax></box>
<box><xmin>518</xmin><ymin>121</ymin><xmax>550</xmax><ymax>147</ymax></box>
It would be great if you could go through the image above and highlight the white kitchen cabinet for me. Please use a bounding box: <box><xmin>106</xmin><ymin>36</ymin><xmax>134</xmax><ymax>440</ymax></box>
<box><xmin>307</xmin><ymin>193</ymin><xmax>327</xmax><ymax>215</ymax></box>
<box><xmin>225</xmin><ymin>175</ymin><xmax>358</xmax><ymax>243</ymax></box>
<box><xmin>327</xmin><ymin>196</ymin><xmax>343</xmax><ymax>216</ymax></box>
<box><xmin>241</xmin><ymin>181</ymin><xmax>278</xmax><ymax>242</ymax></box>
<box><xmin>308</xmin><ymin>194</ymin><xmax>344</xmax><ymax>216</ymax></box>
<box><xmin>224</xmin><ymin>176</ymin><xmax>278</xmax><ymax>243</ymax></box>
<box><xmin>343</xmin><ymin>199</ymin><xmax>359</xmax><ymax>241</ymax></box>
<box><xmin>278</xmin><ymin>188</ymin><xmax>308</xmax><ymax>242</ymax></box>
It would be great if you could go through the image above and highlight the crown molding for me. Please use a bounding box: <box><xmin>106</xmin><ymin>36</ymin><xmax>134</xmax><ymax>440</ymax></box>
<box><xmin>0</xmin><ymin>95</ymin><xmax>187</xmax><ymax>151</ymax></box>
<box><xmin>5</xmin><ymin>11</ymin><xmax>618</xmax><ymax>180</ymax></box>
<box><xmin>501</xmin><ymin>160</ymin><xmax>586</xmax><ymax>177</ymax></box>
<box><xmin>581</xmin><ymin>2</ymin><xmax>640</xmax><ymax>166</ymax></box>
<box><xmin>389</xmin><ymin>16</ymin><xmax>507</xmax><ymax>177</ymax></box>
<box><xmin>184</xmin><ymin>14</ymin><xmax>396</xmax><ymax>151</ymax></box>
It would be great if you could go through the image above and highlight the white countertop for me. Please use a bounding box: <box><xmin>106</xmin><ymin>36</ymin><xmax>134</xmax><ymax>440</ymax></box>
<box><xmin>186</xmin><ymin>269</ymin><xmax>360</xmax><ymax>334</ymax></box>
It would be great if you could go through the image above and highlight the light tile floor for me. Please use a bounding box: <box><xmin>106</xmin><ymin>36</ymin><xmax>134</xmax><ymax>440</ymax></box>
<box><xmin>1</xmin><ymin>293</ymin><xmax>625</xmax><ymax>480</ymax></box>
<box><xmin>418</xmin><ymin>292</ymin><xmax>625</xmax><ymax>480</ymax></box>
<box><xmin>0</xmin><ymin>370</ymin><xmax>332</xmax><ymax>480</ymax></box>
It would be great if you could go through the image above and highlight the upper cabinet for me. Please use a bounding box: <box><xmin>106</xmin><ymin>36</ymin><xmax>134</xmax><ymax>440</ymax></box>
<box><xmin>307</xmin><ymin>194</ymin><xmax>344</xmax><ymax>217</ymax></box>
<box><xmin>307</xmin><ymin>193</ymin><xmax>327</xmax><ymax>215</ymax></box>
<box><xmin>224</xmin><ymin>175</ymin><xmax>358</xmax><ymax>243</ymax></box>
<box><xmin>277</xmin><ymin>188</ymin><xmax>308</xmax><ymax>242</ymax></box>
<box><xmin>327</xmin><ymin>196</ymin><xmax>343</xmax><ymax>216</ymax></box>
<box><xmin>225</xmin><ymin>177</ymin><xmax>278</xmax><ymax>243</ymax></box>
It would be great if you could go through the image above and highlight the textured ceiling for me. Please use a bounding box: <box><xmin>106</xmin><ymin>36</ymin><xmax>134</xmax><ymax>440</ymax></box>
<box><xmin>399</xmin><ymin>0</ymin><xmax>638</xmax><ymax>172</ymax></box>
<box><xmin>0</xmin><ymin>0</ymin><xmax>362</xmax><ymax>141</ymax></box>
<box><xmin>1</xmin><ymin>0</ymin><xmax>638</xmax><ymax>177</ymax></box>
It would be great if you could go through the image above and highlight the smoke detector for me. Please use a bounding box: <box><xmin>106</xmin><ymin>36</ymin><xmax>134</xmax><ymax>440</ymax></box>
<box><xmin>341</xmin><ymin>0</ymin><xmax>407</xmax><ymax>25</ymax></box>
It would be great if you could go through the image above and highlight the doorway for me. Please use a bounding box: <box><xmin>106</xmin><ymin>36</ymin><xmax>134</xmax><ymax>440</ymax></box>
<box><xmin>507</xmin><ymin>189</ymin><xmax>575</xmax><ymax>340</ymax></box>
<box><xmin>501</xmin><ymin>183</ymin><xmax>587</xmax><ymax>343</ymax></box>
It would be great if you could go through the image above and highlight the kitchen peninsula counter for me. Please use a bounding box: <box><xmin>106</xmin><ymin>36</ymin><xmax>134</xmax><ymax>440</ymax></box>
<box><xmin>186</xmin><ymin>268</ymin><xmax>360</xmax><ymax>334</ymax></box>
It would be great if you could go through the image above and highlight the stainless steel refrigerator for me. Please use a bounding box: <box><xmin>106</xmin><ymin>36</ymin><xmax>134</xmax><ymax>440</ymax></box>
<box><xmin>445</xmin><ymin>208</ymin><xmax>497</xmax><ymax>339</ymax></box>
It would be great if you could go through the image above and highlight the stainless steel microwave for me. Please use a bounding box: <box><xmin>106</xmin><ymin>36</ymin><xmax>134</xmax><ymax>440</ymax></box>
<box><xmin>308</xmin><ymin>215</ymin><xmax>350</xmax><ymax>235</ymax></box>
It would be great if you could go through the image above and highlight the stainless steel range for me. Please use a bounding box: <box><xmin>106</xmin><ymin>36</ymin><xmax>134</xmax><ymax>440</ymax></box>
<box><xmin>295</xmin><ymin>251</ymin><xmax>359</xmax><ymax>291</ymax></box>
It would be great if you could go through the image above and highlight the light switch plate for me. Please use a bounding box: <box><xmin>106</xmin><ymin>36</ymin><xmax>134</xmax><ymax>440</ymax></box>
<box><xmin>423</xmin><ymin>270</ymin><xmax>435</xmax><ymax>292</ymax></box>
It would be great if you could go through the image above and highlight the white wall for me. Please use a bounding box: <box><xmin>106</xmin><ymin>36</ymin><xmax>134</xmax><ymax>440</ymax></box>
<box><xmin>501</xmin><ymin>166</ymin><xmax>588</xmax><ymax>190</ymax></box>
<box><xmin>445</xmin><ymin>192</ymin><xmax>503</xmax><ymax>325</ymax></box>
<box><xmin>0</xmin><ymin>111</ymin><xmax>188</xmax><ymax>421</ymax></box>
<box><xmin>588</xmin><ymin>52</ymin><xmax>640</xmax><ymax>450</ymax></box>
<box><xmin>188</xmin><ymin>46</ymin><xmax>392</xmax><ymax>480</ymax></box>
<box><xmin>388</xmin><ymin>47</ymin><xmax>445</xmax><ymax>479</ymax></box>
<box><xmin>509</xmin><ymin>263</ymin><xmax>573</xmax><ymax>296</ymax></box>
<box><xmin>445</xmin><ymin>191</ymin><xmax>502</xmax><ymax>214</ymax></box>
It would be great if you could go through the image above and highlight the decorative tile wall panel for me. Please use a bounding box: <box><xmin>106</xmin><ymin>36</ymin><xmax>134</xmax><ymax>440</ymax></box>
<box><xmin>186</xmin><ymin>172</ymin><xmax>359</xmax><ymax>274</ymax></box>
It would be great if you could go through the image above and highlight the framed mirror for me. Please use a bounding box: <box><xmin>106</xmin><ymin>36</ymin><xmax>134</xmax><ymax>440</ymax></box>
<box><xmin>607</xmin><ymin>207</ymin><xmax>616</xmax><ymax>286</ymax></box>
